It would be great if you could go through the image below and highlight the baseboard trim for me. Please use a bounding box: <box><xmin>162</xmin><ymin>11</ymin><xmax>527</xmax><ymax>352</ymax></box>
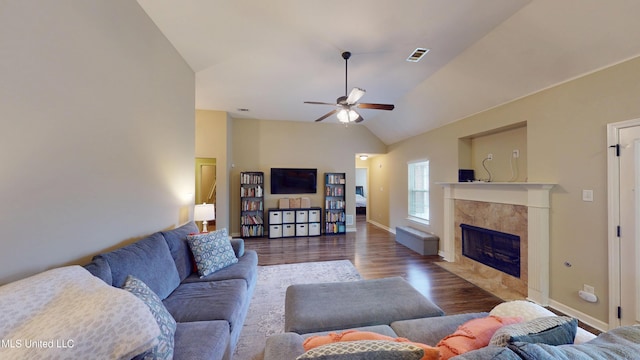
<box><xmin>548</xmin><ymin>299</ymin><xmax>609</xmax><ymax>332</ymax></box>
<box><xmin>367</xmin><ymin>219</ymin><xmax>393</xmax><ymax>233</ymax></box>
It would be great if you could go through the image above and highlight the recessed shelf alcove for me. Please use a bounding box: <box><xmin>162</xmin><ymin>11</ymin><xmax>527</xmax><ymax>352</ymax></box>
<box><xmin>458</xmin><ymin>122</ymin><xmax>527</xmax><ymax>182</ymax></box>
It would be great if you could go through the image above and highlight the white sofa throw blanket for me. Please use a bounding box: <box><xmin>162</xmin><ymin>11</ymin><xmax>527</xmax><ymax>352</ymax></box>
<box><xmin>0</xmin><ymin>265</ymin><xmax>160</xmax><ymax>360</ymax></box>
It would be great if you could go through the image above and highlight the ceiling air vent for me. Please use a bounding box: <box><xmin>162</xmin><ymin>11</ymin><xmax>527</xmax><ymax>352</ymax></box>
<box><xmin>406</xmin><ymin>48</ymin><xmax>430</xmax><ymax>62</ymax></box>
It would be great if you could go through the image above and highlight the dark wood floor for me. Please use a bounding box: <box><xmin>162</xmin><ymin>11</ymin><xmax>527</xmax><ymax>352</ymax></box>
<box><xmin>244</xmin><ymin>215</ymin><xmax>503</xmax><ymax>315</ymax></box>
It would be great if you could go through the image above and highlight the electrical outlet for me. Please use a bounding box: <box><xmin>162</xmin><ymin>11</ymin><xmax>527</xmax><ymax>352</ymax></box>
<box><xmin>583</xmin><ymin>284</ymin><xmax>595</xmax><ymax>294</ymax></box>
<box><xmin>513</xmin><ymin>149</ymin><xmax>520</xmax><ymax>158</ymax></box>
<box><xmin>487</xmin><ymin>153</ymin><xmax>493</xmax><ymax>160</ymax></box>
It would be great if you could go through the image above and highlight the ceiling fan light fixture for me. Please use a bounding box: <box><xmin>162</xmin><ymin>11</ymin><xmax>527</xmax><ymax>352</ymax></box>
<box><xmin>346</xmin><ymin>88</ymin><xmax>366</xmax><ymax>104</ymax></box>
<box><xmin>359</xmin><ymin>154</ymin><xmax>368</xmax><ymax>160</ymax></box>
<box><xmin>406</xmin><ymin>48</ymin><xmax>430</xmax><ymax>62</ymax></box>
<box><xmin>337</xmin><ymin>109</ymin><xmax>359</xmax><ymax>123</ymax></box>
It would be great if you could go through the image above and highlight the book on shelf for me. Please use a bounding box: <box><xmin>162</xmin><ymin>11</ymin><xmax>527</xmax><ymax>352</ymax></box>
<box><xmin>325</xmin><ymin>200</ymin><xmax>345</xmax><ymax>210</ymax></box>
<box><xmin>326</xmin><ymin>174</ymin><xmax>346</xmax><ymax>184</ymax></box>
<box><xmin>241</xmin><ymin>224</ymin><xmax>263</xmax><ymax>237</ymax></box>
<box><xmin>242</xmin><ymin>200</ymin><xmax>263</xmax><ymax>211</ymax></box>
<box><xmin>325</xmin><ymin>186</ymin><xmax>343</xmax><ymax>196</ymax></box>
<box><xmin>324</xmin><ymin>211</ymin><xmax>345</xmax><ymax>223</ymax></box>
<box><xmin>241</xmin><ymin>215</ymin><xmax>263</xmax><ymax>225</ymax></box>
<box><xmin>241</xmin><ymin>173</ymin><xmax>263</xmax><ymax>185</ymax></box>
<box><xmin>241</xmin><ymin>185</ymin><xmax>263</xmax><ymax>197</ymax></box>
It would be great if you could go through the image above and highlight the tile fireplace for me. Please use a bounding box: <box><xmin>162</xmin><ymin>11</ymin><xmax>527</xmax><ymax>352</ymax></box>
<box><xmin>439</xmin><ymin>182</ymin><xmax>555</xmax><ymax>305</ymax></box>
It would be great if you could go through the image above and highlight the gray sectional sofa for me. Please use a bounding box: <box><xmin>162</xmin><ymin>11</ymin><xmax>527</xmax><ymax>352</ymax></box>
<box><xmin>265</xmin><ymin>312</ymin><xmax>640</xmax><ymax>359</ymax></box>
<box><xmin>84</xmin><ymin>221</ymin><xmax>257</xmax><ymax>360</ymax></box>
<box><xmin>265</xmin><ymin>299</ymin><xmax>640</xmax><ymax>360</ymax></box>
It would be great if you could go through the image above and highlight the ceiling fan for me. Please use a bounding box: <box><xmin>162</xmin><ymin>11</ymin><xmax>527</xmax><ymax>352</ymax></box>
<box><xmin>304</xmin><ymin>51</ymin><xmax>395</xmax><ymax>123</ymax></box>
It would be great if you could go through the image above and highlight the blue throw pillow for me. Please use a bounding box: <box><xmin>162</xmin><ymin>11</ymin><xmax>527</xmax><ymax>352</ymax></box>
<box><xmin>123</xmin><ymin>275</ymin><xmax>176</xmax><ymax>360</ymax></box>
<box><xmin>187</xmin><ymin>228</ymin><xmax>238</xmax><ymax>278</ymax></box>
<box><xmin>508</xmin><ymin>325</ymin><xmax>640</xmax><ymax>360</ymax></box>
<box><xmin>490</xmin><ymin>316</ymin><xmax>577</xmax><ymax>347</ymax></box>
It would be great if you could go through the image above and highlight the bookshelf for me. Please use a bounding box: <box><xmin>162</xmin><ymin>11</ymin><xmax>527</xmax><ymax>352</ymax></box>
<box><xmin>240</xmin><ymin>171</ymin><xmax>264</xmax><ymax>237</ymax></box>
<box><xmin>324</xmin><ymin>172</ymin><xmax>346</xmax><ymax>234</ymax></box>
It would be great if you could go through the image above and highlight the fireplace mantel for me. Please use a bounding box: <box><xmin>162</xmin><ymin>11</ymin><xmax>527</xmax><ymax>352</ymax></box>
<box><xmin>439</xmin><ymin>182</ymin><xmax>556</xmax><ymax>305</ymax></box>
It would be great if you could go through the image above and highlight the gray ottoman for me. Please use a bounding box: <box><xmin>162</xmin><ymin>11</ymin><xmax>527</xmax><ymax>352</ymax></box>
<box><xmin>284</xmin><ymin>277</ymin><xmax>444</xmax><ymax>334</ymax></box>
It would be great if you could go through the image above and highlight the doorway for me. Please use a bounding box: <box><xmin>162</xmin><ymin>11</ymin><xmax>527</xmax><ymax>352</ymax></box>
<box><xmin>608</xmin><ymin>119</ymin><xmax>640</xmax><ymax>328</ymax></box>
<box><xmin>195</xmin><ymin>157</ymin><xmax>216</xmax><ymax>229</ymax></box>
<box><xmin>355</xmin><ymin>167</ymin><xmax>368</xmax><ymax>223</ymax></box>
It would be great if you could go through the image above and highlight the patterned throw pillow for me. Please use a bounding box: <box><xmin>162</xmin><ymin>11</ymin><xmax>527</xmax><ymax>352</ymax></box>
<box><xmin>436</xmin><ymin>315</ymin><xmax>522</xmax><ymax>360</ymax></box>
<box><xmin>123</xmin><ymin>275</ymin><xmax>177</xmax><ymax>360</ymax></box>
<box><xmin>490</xmin><ymin>300</ymin><xmax>597</xmax><ymax>344</ymax></box>
<box><xmin>297</xmin><ymin>340</ymin><xmax>424</xmax><ymax>360</ymax></box>
<box><xmin>489</xmin><ymin>316</ymin><xmax>578</xmax><ymax>347</ymax></box>
<box><xmin>187</xmin><ymin>228</ymin><xmax>238</xmax><ymax>278</ymax></box>
<box><xmin>302</xmin><ymin>330</ymin><xmax>440</xmax><ymax>359</ymax></box>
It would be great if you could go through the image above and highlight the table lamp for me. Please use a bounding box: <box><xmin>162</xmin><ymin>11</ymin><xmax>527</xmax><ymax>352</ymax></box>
<box><xmin>194</xmin><ymin>203</ymin><xmax>215</xmax><ymax>233</ymax></box>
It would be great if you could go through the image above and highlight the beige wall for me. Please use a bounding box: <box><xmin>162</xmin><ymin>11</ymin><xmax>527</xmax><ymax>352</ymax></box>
<box><xmin>228</xmin><ymin>118</ymin><xmax>387</xmax><ymax>236</ymax></box>
<box><xmin>196</xmin><ymin>110</ymin><xmax>233</xmax><ymax>230</ymax></box>
<box><xmin>469</xmin><ymin>125</ymin><xmax>527</xmax><ymax>182</ymax></box>
<box><xmin>0</xmin><ymin>1</ymin><xmax>195</xmax><ymax>284</ymax></box>
<box><xmin>375</xmin><ymin>55</ymin><xmax>640</xmax><ymax>326</ymax></box>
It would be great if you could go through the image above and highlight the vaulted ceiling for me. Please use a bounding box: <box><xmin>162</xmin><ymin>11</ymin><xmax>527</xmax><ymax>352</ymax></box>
<box><xmin>137</xmin><ymin>0</ymin><xmax>640</xmax><ymax>145</ymax></box>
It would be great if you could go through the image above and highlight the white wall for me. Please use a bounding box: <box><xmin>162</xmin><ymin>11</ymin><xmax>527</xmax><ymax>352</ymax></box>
<box><xmin>0</xmin><ymin>1</ymin><xmax>195</xmax><ymax>284</ymax></box>
<box><xmin>355</xmin><ymin>168</ymin><xmax>368</xmax><ymax>196</ymax></box>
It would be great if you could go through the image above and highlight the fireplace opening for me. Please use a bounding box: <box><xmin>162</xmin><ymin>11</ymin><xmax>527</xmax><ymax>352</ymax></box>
<box><xmin>461</xmin><ymin>224</ymin><xmax>520</xmax><ymax>278</ymax></box>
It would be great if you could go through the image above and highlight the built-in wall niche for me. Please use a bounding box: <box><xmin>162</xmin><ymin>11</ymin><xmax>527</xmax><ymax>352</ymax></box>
<box><xmin>458</xmin><ymin>122</ymin><xmax>527</xmax><ymax>182</ymax></box>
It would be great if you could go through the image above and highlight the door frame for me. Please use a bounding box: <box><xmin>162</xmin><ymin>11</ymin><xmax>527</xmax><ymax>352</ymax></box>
<box><xmin>607</xmin><ymin>117</ymin><xmax>640</xmax><ymax>329</ymax></box>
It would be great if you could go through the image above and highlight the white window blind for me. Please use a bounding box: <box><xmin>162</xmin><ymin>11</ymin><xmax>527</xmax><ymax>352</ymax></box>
<box><xmin>408</xmin><ymin>160</ymin><xmax>429</xmax><ymax>222</ymax></box>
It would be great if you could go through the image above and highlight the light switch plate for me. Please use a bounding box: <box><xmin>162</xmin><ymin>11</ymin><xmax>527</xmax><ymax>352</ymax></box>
<box><xmin>582</xmin><ymin>190</ymin><xmax>594</xmax><ymax>202</ymax></box>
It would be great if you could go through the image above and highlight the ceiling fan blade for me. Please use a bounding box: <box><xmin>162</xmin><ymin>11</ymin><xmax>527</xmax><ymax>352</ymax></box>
<box><xmin>346</xmin><ymin>87</ymin><xmax>366</xmax><ymax>105</ymax></box>
<box><xmin>314</xmin><ymin>109</ymin><xmax>337</xmax><ymax>122</ymax></box>
<box><xmin>304</xmin><ymin>101</ymin><xmax>336</xmax><ymax>106</ymax></box>
<box><xmin>357</xmin><ymin>103</ymin><xmax>395</xmax><ymax>111</ymax></box>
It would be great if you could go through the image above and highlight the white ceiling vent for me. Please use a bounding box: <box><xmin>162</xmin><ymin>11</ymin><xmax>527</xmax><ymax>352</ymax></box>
<box><xmin>406</xmin><ymin>48</ymin><xmax>430</xmax><ymax>62</ymax></box>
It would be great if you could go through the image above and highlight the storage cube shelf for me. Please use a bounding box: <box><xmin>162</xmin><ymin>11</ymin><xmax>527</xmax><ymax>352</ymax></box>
<box><xmin>324</xmin><ymin>172</ymin><xmax>346</xmax><ymax>234</ymax></box>
<box><xmin>240</xmin><ymin>171</ymin><xmax>264</xmax><ymax>237</ymax></box>
<box><xmin>268</xmin><ymin>207</ymin><xmax>321</xmax><ymax>238</ymax></box>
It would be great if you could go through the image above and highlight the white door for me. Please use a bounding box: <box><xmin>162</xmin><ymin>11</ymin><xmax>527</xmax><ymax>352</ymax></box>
<box><xmin>618</xmin><ymin>125</ymin><xmax>640</xmax><ymax>326</ymax></box>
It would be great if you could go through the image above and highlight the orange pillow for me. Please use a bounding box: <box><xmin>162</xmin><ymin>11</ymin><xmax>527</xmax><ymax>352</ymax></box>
<box><xmin>303</xmin><ymin>330</ymin><xmax>439</xmax><ymax>360</ymax></box>
<box><xmin>436</xmin><ymin>315</ymin><xmax>522</xmax><ymax>360</ymax></box>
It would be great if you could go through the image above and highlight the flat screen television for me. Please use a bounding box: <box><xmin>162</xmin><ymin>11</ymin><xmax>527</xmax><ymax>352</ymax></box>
<box><xmin>270</xmin><ymin>168</ymin><xmax>317</xmax><ymax>194</ymax></box>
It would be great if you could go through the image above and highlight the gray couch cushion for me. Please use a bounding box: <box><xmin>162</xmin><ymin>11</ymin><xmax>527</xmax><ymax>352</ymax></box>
<box><xmin>100</xmin><ymin>232</ymin><xmax>180</xmax><ymax>299</ymax></box>
<box><xmin>285</xmin><ymin>277</ymin><xmax>444</xmax><ymax>334</ymax></box>
<box><xmin>83</xmin><ymin>255</ymin><xmax>113</xmax><ymax>285</ymax></box>
<box><xmin>230</xmin><ymin>238</ymin><xmax>245</xmax><ymax>257</ymax></box>
<box><xmin>182</xmin><ymin>249</ymin><xmax>258</xmax><ymax>289</ymax></box>
<box><xmin>162</xmin><ymin>279</ymin><xmax>247</xmax><ymax>332</ymax></box>
<box><xmin>161</xmin><ymin>221</ymin><xmax>199</xmax><ymax>282</ymax></box>
<box><xmin>173</xmin><ymin>321</ymin><xmax>230</xmax><ymax>360</ymax></box>
<box><xmin>391</xmin><ymin>312</ymin><xmax>489</xmax><ymax>346</ymax></box>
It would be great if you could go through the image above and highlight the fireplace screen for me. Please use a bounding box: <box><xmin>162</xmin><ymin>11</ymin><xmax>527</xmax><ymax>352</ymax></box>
<box><xmin>461</xmin><ymin>224</ymin><xmax>520</xmax><ymax>278</ymax></box>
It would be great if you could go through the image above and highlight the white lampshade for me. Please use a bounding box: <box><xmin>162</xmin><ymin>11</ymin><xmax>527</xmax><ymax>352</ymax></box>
<box><xmin>194</xmin><ymin>203</ymin><xmax>215</xmax><ymax>221</ymax></box>
<box><xmin>337</xmin><ymin>109</ymin><xmax>359</xmax><ymax>123</ymax></box>
<box><xmin>194</xmin><ymin>203</ymin><xmax>215</xmax><ymax>233</ymax></box>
